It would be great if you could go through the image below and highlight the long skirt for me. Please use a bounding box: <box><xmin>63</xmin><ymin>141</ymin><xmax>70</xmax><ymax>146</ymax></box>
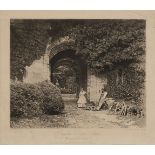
<box><xmin>77</xmin><ymin>95</ymin><xmax>87</xmax><ymax>108</ymax></box>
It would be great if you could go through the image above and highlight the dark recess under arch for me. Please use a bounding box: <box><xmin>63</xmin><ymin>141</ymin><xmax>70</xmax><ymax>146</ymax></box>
<box><xmin>49</xmin><ymin>50</ymin><xmax>87</xmax><ymax>95</ymax></box>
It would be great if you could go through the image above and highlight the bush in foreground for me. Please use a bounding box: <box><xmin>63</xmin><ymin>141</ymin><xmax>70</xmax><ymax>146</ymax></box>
<box><xmin>10</xmin><ymin>81</ymin><xmax>43</xmax><ymax>118</ymax></box>
<box><xmin>10</xmin><ymin>81</ymin><xmax>64</xmax><ymax>118</ymax></box>
<box><xmin>38</xmin><ymin>81</ymin><xmax>64</xmax><ymax>114</ymax></box>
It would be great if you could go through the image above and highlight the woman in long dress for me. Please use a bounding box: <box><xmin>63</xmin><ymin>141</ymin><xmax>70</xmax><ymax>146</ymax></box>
<box><xmin>77</xmin><ymin>88</ymin><xmax>87</xmax><ymax>108</ymax></box>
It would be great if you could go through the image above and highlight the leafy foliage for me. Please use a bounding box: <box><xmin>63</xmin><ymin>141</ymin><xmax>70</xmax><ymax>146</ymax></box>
<box><xmin>11</xmin><ymin>20</ymin><xmax>145</xmax><ymax>105</ymax></box>
<box><xmin>10</xmin><ymin>81</ymin><xmax>44</xmax><ymax>118</ymax></box>
<box><xmin>106</xmin><ymin>65</ymin><xmax>145</xmax><ymax>105</ymax></box>
<box><xmin>48</xmin><ymin>20</ymin><xmax>145</xmax><ymax>72</ymax></box>
<box><xmin>11</xmin><ymin>19</ymin><xmax>145</xmax><ymax>78</ymax></box>
<box><xmin>38</xmin><ymin>81</ymin><xmax>64</xmax><ymax>114</ymax></box>
<box><xmin>10</xmin><ymin>81</ymin><xmax>64</xmax><ymax>118</ymax></box>
<box><xmin>10</xmin><ymin>20</ymin><xmax>50</xmax><ymax>80</ymax></box>
<box><xmin>53</xmin><ymin>20</ymin><xmax>145</xmax><ymax>105</ymax></box>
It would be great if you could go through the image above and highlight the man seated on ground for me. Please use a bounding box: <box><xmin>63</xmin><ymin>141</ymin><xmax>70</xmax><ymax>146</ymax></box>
<box><xmin>96</xmin><ymin>87</ymin><xmax>108</xmax><ymax>111</ymax></box>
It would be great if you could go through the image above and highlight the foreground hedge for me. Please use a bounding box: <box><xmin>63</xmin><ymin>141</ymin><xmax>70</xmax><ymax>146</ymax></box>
<box><xmin>11</xmin><ymin>81</ymin><xmax>64</xmax><ymax>118</ymax></box>
<box><xmin>38</xmin><ymin>81</ymin><xmax>64</xmax><ymax>114</ymax></box>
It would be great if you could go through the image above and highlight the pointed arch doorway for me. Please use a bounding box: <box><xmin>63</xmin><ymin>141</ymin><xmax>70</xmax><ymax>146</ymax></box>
<box><xmin>49</xmin><ymin>50</ymin><xmax>87</xmax><ymax>99</ymax></box>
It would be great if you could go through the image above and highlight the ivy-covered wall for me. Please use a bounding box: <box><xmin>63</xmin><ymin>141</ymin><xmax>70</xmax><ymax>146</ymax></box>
<box><xmin>11</xmin><ymin>19</ymin><xmax>145</xmax><ymax>81</ymax></box>
<box><xmin>11</xmin><ymin>19</ymin><xmax>145</xmax><ymax>105</ymax></box>
<box><xmin>106</xmin><ymin>63</ymin><xmax>145</xmax><ymax>106</ymax></box>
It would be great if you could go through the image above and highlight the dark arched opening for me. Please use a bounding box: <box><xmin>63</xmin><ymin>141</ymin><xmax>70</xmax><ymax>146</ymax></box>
<box><xmin>49</xmin><ymin>50</ymin><xmax>87</xmax><ymax>97</ymax></box>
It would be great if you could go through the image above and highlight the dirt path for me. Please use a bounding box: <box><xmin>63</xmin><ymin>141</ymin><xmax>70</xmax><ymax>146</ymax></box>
<box><xmin>11</xmin><ymin>101</ymin><xmax>145</xmax><ymax>128</ymax></box>
<box><xmin>61</xmin><ymin>101</ymin><xmax>144</xmax><ymax>128</ymax></box>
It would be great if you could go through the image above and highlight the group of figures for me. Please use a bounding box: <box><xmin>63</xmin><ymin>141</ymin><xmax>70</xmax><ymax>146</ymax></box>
<box><xmin>77</xmin><ymin>88</ymin><xmax>107</xmax><ymax>110</ymax></box>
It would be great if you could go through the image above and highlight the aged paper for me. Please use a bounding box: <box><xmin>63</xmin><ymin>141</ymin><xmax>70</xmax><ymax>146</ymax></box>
<box><xmin>0</xmin><ymin>11</ymin><xmax>155</xmax><ymax>144</ymax></box>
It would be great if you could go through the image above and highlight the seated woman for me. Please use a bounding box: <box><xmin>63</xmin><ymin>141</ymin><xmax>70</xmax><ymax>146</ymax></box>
<box><xmin>96</xmin><ymin>87</ymin><xmax>108</xmax><ymax>111</ymax></box>
<box><xmin>77</xmin><ymin>88</ymin><xmax>87</xmax><ymax>108</ymax></box>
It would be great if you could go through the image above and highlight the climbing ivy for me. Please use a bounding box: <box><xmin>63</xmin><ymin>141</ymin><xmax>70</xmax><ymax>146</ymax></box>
<box><xmin>11</xmin><ymin>19</ymin><xmax>145</xmax><ymax>79</ymax></box>
<box><xmin>64</xmin><ymin>20</ymin><xmax>145</xmax><ymax>73</ymax></box>
<box><xmin>11</xmin><ymin>19</ymin><xmax>145</xmax><ymax>104</ymax></box>
<box><xmin>10</xmin><ymin>20</ymin><xmax>50</xmax><ymax>80</ymax></box>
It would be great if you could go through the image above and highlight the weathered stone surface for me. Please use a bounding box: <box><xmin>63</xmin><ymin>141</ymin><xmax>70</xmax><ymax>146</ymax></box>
<box><xmin>23</xmin><ymin>55</ymin><xmax>50</xmax><ymax>83</ymax></box>
<box><xmin>23</xmin><ymin>37</ymin><xmax>107</xmax><ymax>103</ymax></box>
<box><xmin>87</xmin><ymin>70</ymin><xmax>107</xmax><ymax>104</ymax></box>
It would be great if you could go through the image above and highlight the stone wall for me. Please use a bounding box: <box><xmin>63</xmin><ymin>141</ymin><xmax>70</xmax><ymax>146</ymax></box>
<box><xmin>23</xmin><ymin>54</ymin><xmax>50</xmax><ymax>83</ymax></box>
<box><xmin>87</xmin><ymin>69</ymin><xmax>107</xmax><ymax>104</ymax></box>
<box><xmin>23</xmin><ymin>56</ymin><xmax>107</xmax><ymax>104</ymax></box>
<box><xmin>23</xmin><ymin>38</ymin><xmax>107</xmax><ymax>103</ymax></box>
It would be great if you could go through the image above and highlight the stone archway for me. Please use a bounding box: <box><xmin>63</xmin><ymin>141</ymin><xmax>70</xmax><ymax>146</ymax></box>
<box><xmin>49</xmin><ymin>49</ymin><xmax>87</xmax><ymax>97</ymax></box>
<box><xmin>23</xmin><ymin>36</ymin><xmax>107</xmax><ymax>103</ymax></box>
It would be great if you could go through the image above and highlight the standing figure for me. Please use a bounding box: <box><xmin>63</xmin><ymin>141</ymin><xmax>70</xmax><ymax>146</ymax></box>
<box><xmin>55</xmin><ymin>79</ymin><xmax>60</xmax><ymax>88</ymax></box>
<box><xmin>96</xmin><ymin>87</ymin><xmax>108</xmax><ymax>110</ymax></box>
<box><xmin>77</xmin><ymin>88</ymin><xmax>87</xmax><ymax>108</ymax></box>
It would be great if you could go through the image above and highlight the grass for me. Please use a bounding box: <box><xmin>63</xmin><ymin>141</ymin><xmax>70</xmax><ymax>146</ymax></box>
<box><xmin>10</xmin><ymin>102</ymin><xmax>145</xmax><ymax>128</ymax></box>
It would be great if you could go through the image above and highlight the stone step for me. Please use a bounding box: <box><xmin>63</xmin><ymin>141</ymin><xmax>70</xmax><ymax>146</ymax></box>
<box><xmin>61</xmin><ymin>93</ymin><xmax>77</xmax><ymax>102</ymax></box>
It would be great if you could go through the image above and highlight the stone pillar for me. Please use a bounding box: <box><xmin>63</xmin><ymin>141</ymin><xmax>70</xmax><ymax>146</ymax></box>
<box><xmin>23</xmin><ymin>53</ymin><xmax>50</xmax><ymax>83</ymax></box>
<box><xmin>87</xmin><ymin>69</ymin><xmax>107</xmax><ymax>104</ymax></box>
<box><xmin>87</xmin><ymin>68</ymin><xmax>91</xmax><ymax>100</ymax></box>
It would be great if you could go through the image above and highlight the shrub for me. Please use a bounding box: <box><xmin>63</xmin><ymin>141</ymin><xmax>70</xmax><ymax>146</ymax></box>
<box><xmin>60</xmin><ymin>88</ymin><xmax>73</xmax><ymax>94</ymax></box>
<box><xmin>10</xmin><ymin>81</ymin><xmax>64</xmax><ymax>118</ymax></box>
<box><xmin>106</xmin><ymin>67</ymin><xmax>145</xmax><ymax>105</ymax></box>
<box><xmin>37</xmin><ymin>81</ymin><xmax>64</xmax><ymax>114</ymax></box>
<box><xmin>10</xmin><ymin>81</ymin><xmax>43</xmax><ymax>118</ymax></box>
